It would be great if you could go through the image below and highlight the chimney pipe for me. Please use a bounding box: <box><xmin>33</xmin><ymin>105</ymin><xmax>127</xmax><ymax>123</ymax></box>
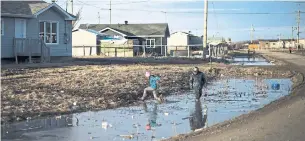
<box><xmin>124</xmin><ymin>21</ymin><xmax>128</xmax><ymax>25</ymax></box>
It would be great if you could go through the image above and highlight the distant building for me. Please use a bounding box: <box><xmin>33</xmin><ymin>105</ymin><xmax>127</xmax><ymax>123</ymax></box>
<box><xmin>299</xmin><ymin>39</ymin><xmax>305</xmax><ymax>48</ymax></box>
<box><xmin>167</xmin><ymin>31</ymin><xmax>202</xmax><ymax>56</ymax></box>
<box><xmin>72</xmin><ymin>29</ymin><xmax>107</xmax><ymax>56</ymax></box>
<box><xmin>78</xmin><ymin>22</ymin><xmax>170</xmax><ymax>56</ymax></box>
<box><xmin>259</xmin><ymin>39</ymin><xmax>296</xmax><ymax>49</ymax></box>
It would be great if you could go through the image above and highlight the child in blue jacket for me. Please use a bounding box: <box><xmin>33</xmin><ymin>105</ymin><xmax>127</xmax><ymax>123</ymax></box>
<box><xmin>140</xmin><ymin>71</ymin><xmax>161</xmax><ymax>101</ymax></box>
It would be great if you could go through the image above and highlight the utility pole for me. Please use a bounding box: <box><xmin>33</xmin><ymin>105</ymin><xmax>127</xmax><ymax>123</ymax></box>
<box><xmin>277</xmin><ymin>33</ymin><xmax>282</xmax><ymax>48</ymax></box>
<box><xmin>98</xmin><ymin>12</ymin><xmax>100</xmax><ymax>24</ymax></box>
<box><xmin>250</xmin><ymin>24</ymin><xmax>255</xmax><ymax>44</ymax></box>
<box><xmin>292</xmin><ymin>26</ymin><xmax>294</xmax><ymax>41</ymax></box>
<box><xmin>296</xmin><ymin>10</ymin><xmax>300</xmax><ymax>49</ymax></box>
<box><xmin>109</xmin><ymin>0</ymin><xmax>112</xmax><ymax>24</ymax></box>
<box><xmin>203</xmin><ymin>0</ymin><xmax>208</xmax><ymax>59</ymax></box>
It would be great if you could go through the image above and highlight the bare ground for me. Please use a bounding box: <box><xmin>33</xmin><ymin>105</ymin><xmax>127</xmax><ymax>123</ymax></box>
<box><xmin>164</xmin><ymin>51</ymin><xmax>305</xmax><ymax>141</ymax></box>
<box><xmin>1</xmin><ymin>57</ymin><xmax>293</xmax><ymax>124</ymax></box>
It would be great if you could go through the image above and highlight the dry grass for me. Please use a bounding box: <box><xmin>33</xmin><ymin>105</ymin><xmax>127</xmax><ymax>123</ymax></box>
<box><xmin>1</xmin><ymin>64</ymin><xmax>293</xmax><ymax>123</ymax></box>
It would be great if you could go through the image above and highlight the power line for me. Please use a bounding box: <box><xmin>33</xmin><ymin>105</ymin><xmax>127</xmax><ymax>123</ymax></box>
<box><xmin>211</xmin><ymin>2</ymin><xmax>219</xmax><ymax>36</ymax></box>
<box><xmin>74</xmin><ymin>0</ymin><xmax>305</xmax><ymax>16</ymax></box>
<box><xmin>105</xmin><ymin>0</ymin><xmax>150</xmax><ymax>5</ymax></box>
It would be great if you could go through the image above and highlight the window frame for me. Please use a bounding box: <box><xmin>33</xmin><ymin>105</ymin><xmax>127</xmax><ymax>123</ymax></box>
<box><xmin>1</xmin><ymin>18</ymin><xmax>4</xmax><ymax>36</ymax></box>
<box><xmin>39</xmin><ymin>20</ymin><xmax>59</xmax><ymax>45</ymax></box>
<box><xmin>146</xmin><ymin>39</ymin><xmax>155</xmax><ymax>48</ymax></box>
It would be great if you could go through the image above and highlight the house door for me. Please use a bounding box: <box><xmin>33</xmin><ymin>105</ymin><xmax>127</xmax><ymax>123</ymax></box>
<box><xmin>15</xmin><ymin>19</ymin><xmax>26</xmax><ymax>38</ymax></box>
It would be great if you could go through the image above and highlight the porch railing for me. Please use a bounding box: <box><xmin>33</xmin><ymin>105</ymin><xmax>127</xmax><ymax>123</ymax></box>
<box><xmin>13</xmin><ymin>38</ymin><xmax>50</xmax><ymax>63</ymax></box>
<box><xmin>40</xmin><ymin>39</ymin><xmax>51</xmax><ymax>63</ymax></box>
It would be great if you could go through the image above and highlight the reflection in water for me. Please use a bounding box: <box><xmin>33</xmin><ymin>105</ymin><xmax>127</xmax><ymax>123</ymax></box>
<box><xmin>143</xmin><ymin>102</ymin><xmax>158</xmax><ymax>128</ymax></box>
<box><xmin>231</xmin><ymin>56</ymin><xmax>273</xmax><ymax>66</ymax></box>
<box><xmin>1</xmin><ymin>115</ymin><xmax>73</xmax><ymax>140</ymax></box>
<box><xmin>189</xmin><ymin>100</ymin><xmax>208</xmax><ymax>131</ymax></box>
<box><xmin>142</xmin><ymin>102</ymin><xmax>159</xmax><ymax>141</ymax></box>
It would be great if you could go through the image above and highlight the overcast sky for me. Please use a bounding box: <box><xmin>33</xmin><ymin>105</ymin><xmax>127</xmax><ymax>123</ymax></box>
<box><xmin>49</xmin><ymin>0</ymin><xmax>305</xmax><ymax>41</ymax></box>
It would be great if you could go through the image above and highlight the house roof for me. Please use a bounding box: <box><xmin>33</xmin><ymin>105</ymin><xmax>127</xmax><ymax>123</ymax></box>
<box><xmin>1</xmin><ymin>1</ymin><xmax>49</xmax><ymax>16</ymax></box>
<box><xmin>72</xmin><ymin>29</ymin><xmax>107</xmax><ymax>36</ymax></box>
<box><xmin>1</xmin><ymin>1</ymin><xmax>76</xmax><ymax>20</ymax></box>
<box><xmin>170</xmin><ymin>31</ymin><xmax>199</xmax><ymax>37</ymax></box>
<box><xmin>78</xmin><ymin>23</ymin><xmax>169</xmax><ymax>37</ymax></box>
<box><xmin>258</xmin><ymin>39</ymin><xmax>296</xmax><ymax>42</ymax></box>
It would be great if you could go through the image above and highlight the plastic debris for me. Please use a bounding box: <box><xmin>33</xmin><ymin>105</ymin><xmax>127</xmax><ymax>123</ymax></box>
<box><xmin>271</xmin><ymin>83</ymin><xmax>280</xmax><ymax>90</ymax></box>
<box><xmin>102</xmin><ymin>121</ymin><xmax>109</xmax><ymax>129</ymax></box>
<box><xmin>120</xmin><ymin>135</ymin><xmax>134</xmax><ymax>139</ymax></box>
<box><xmin>164</xmin><ymin>113</ymin><xmax>169</xmax><ymax>116</ymax></box>
<box><xmin>55</xmin><ymin>115</ymin><xmax>62</xmax><ymax>120</ymax></box>
<box><xmin>146</xmin><ymin>124</ymin><xmax>151</xmax><ymax>130</ymax></box>
<box><xmin>73</xmin><ymin>102</ymin><xmax>77</xmax><ymax>106</ymax></box>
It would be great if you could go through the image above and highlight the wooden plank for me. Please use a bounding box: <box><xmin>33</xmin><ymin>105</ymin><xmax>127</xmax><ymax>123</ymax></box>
<box><xmin>14</xmin><ymin>38</ymin><xmax>18</xmax><ymax>64</ymax></box>
<box><xmin>28</xmin><ymin>38</ymin><xmax>32</xmax><ymax>63</ymax></box>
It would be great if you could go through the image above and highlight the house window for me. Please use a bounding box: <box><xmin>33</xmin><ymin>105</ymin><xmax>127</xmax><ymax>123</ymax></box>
<box><xmin>1</xmin><ymin>19</ymin><xmax>4</xmax><ymax>36</ymax></box>
<box><xmin>273</xmin><ymin>43</ymin><xmax>276</xmax><ymax>45</ymax></box>
<box><xmin>39</xmin><ymin>21</ymin><xmax>58</xmax><ymax>44</ymax></box>
<box><xmin>146</xmin><ymin>39</ymin><xmax>155</xmax><ymax>48</ymax></box>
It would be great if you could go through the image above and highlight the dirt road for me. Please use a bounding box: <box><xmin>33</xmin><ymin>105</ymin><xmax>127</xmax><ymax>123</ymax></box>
<box><xmin>170</xmin><ymin>51</ymin><xmax>305</xmax><ymax>141</ymax></box>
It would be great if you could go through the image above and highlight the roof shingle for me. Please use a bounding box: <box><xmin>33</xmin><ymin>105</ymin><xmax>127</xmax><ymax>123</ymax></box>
<box><xmin>1</xmin><ymin>1</ymin><xmax>50</xmax><ymax>16</ymax></box>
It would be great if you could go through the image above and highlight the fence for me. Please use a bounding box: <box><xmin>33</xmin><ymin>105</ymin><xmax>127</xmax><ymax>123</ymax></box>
<box><xmin>72</xmin><ymin>44</ymin><xmax>231</xmax><ymax>58</ymax></box>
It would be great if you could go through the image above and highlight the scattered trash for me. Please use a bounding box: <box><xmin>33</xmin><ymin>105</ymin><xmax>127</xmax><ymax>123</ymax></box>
<box><xmin>271</xmin><ymin>83</ymin><xmax>280</xmax><ymax>90</ymax></box>
<box><xmin>73</xmin><ymin>102</ymin><xmax>77</xmax><ymax>106</ymax></box>
<box><xmin>1</xmin><ymin>77</ymin><xmax>292</xmax><ymax>141</ymax></box>
<box><xmin>146</xmin><ymin>124</ymin><xmax>151</xmax><ymax>130</ymax></box>
<box><xmin>102</xmin><ymin>121</ymin><xmax>109</xmax><ymax>129</ymax></box>
<box><xmin>120</xmin><ymin>135</ymin><xmax>134</xmax><ymax>139</ymax></box>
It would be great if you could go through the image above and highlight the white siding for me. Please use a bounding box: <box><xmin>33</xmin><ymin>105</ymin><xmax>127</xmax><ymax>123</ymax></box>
<box><xmin>72</xmin><ymin>30</ymin><xmax>97</xmax><ymax>46</ymax></box>
<box><xmin>72</xmin><ymin>30</ymin><xmax>98</xmax><ymax>56</ymax></box>
<box><xmin>167</xmin><ymin>32</ymin><xmax>189</xmax><ymax>47</ymax></box>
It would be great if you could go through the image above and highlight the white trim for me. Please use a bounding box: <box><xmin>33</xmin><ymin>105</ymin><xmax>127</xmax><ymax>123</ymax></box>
<box><xmin>39</xmin><ymin>20</ymin><xmax>59</xmax><ymax>45</ymax></box>
<box><xmin>1</xmin><ymin>18</ymin><xmax>4</xmax><ymax>36</ymax></box>
<box><xmin>146</xmin><ymin>39</ymin><xmax>155</xmax><ymax>48</ymax></box>
<box><xmin>34</xmin><ymin>3</ymin><xmax>76</xmax><ymax>20</ymax></box>
<box><xmin>99</xmin><ymin>27</ymin><xmax>127</xmax><ymax>37</ymax></box>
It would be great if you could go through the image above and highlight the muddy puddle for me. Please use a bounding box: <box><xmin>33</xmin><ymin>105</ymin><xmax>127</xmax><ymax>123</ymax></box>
<box><xmin>1</xmin><ymin>78</ymin><xmax>292</xmax><ymax>141</ymax></box>
<box><xmin>230</xmin><ymin>56</ymin><xmax>273</xmax><ymax>66</ymax></box>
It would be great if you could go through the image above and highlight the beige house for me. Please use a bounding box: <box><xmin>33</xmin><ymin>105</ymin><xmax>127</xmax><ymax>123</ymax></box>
<box><xmin>167</xmin><ymin>31</ymin><xmax>202</xmax><ymax>56</ymax></box>
<box><xmin>72</xmin><ymin>29</ymin><xmax>107</xmax><ymax>56</ymax></box>
<box><xmin>299</xmin><ymin>39</ymin><xmax>305</xmax><ymax>48</ymax></box>
<box><xmin>259</xmin><ymin>39</ymin><xmax>296</xmax><ymax>49</ymax></box>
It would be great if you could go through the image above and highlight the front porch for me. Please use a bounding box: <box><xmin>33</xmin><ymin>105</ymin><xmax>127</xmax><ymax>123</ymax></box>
<box><xmin>14</xmin><ymin>38</ymin><xmax>51</xmax><ymax>64</ymax></box>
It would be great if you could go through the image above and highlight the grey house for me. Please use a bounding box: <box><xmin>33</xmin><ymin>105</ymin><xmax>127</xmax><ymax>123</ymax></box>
<box><xmin>78</xmin><ymin>22</ymin><xmax>170</xmax><ymax>55</ymax></box>
<box><xmin>1</xmin><ymin>1</ymin><xmax>76</xmax><ymax>63</ymax></box>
